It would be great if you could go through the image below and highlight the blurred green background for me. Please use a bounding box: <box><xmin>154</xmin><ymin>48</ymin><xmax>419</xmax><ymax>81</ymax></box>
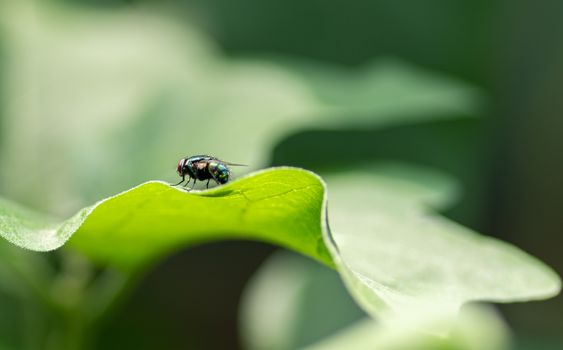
<box><xmin>0</xmin><ymin>0</ymin><xmax>562</xmax><ymax>349</ymax></box>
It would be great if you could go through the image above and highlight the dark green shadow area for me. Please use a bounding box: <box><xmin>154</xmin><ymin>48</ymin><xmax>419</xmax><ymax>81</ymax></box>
<box><xmin>271</xmin><ymin>116</ymin><xmax>491</xmax><ymax>227</ymax></box>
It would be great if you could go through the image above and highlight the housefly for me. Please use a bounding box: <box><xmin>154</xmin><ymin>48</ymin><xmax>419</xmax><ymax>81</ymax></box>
<box><xmin>174</xmin><ymin>155</ymin><xmax>246</xmax><ymax>189</ymax></box>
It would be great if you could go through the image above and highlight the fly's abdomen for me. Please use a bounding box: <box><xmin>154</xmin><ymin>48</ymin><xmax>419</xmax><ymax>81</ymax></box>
<box><xmin>209</xmin><ymin>162</ymin><xmax>230</xmax><ymax>184</ymax></box>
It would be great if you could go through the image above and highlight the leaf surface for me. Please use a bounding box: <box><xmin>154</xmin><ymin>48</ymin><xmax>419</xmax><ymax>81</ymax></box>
<box><xmin>324</xmin><ymin>164</ymin><xmax>561</xmax><ymax>317</ymax></box>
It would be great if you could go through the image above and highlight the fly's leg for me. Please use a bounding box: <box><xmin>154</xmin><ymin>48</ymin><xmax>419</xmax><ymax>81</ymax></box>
<box><xmin>206</xmin><ymin>179</ymin><xmax>210</xmax><ymax>189</ymax></box>
<box><xmin>173</xmin><ymin>176</ymin><xmax>185</xmax><ymax>186</ymax></box>
<box><xmin>184</xmin><ymin>177</ymin><xmax>192</xmax><ymax>187</ymax></box>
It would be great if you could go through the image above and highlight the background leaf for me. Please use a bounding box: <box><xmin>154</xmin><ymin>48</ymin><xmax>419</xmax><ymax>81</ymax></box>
<box><xmin>240</xmin><ymin>251</ymin><xmax>510</xmax><ymax>350</ymax></box>
<box><xmin>305</xmin><ymin>306</ymin><xmax>510</xmax><ymax>350</ymax></box>
<box><xmin>324</xmin><ymin>163</ymin><xmax>561</xmax><ymax>318</ymax></box>
<box><xmin>0</xmin><ymin>0</ymin><xmax>481</xmax><ymax>217</ymax></box>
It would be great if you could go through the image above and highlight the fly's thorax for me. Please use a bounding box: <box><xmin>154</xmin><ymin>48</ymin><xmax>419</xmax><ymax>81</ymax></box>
<box><xmin>178</xmin><ymin>158</ymin><xmax>195</xmax><ymax>178</ymax></box>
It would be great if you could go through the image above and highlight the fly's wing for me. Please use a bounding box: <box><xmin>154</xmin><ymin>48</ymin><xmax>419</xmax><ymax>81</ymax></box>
<box><xmin>195</xmin><ymin>159</ymin><xmax>212</xmax><ymax>170</ymax></box>
<box><xmin>219</xmin><ymin>160</ymin><xmax>248</xmax><ymax>167</ymax></box>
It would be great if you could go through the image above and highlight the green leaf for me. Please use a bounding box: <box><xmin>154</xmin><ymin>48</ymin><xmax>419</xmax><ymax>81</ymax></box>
<box><xmin>0</xmin><ymin>166</ymin><xmax>559</xmax><ymax>320</ymax></box>
<box><xmin>324</xmin><ymin>163</ymin><xmax>561</xmax><ymax>318</ymax></box>
<box><xmin>273</xmin><ymin>57</ymin><xmax>483</xmax><ymax>127</ymax></box>
<box><xmin>304</xmin><ymin>306</ymin><xmax>510</xmax><ymax>350</ymax></box>
<box><xmin>1</xmin><ymin>168</ymin><xmax>330</xmax><ymax>271</ymax></box>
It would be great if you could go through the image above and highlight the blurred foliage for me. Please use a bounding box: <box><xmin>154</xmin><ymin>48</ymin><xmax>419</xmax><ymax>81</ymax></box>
<box><xmin>240</xmin><ymin>252</ymin><xmax>366</xmax><ymax>350</ymax></box>
<box><xmin>272</xmin><ymin>117</ymin><xmax>489</xmax><ymax>226</ymax></box>
<box><xmin>242</xmin><ymin>252</ymin><xmax>511</xmax><ymax>350</ymax></box>
<box><xmin>0</xmin><ymin>0</ymin><xmax>562</xmax><ymax>349</ymax></box>
<box><xmin>305</xmin><ymin>307</ymin><xmax>510</xmax><ymax>350</ymax></box>
<box><xmin>0</xmin><ymin>0</ymin><xmax>480</xmax><ymax>216</ymax></box>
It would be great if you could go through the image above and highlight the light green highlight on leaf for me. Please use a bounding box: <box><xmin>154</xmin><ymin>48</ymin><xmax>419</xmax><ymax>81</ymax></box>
<box><xmin>305</xmin><ymin>306</ymin><xmax>510</xmax><ymax>350</ymax></box>
<box><xmin>1</xmin><ymin>169</ymin><xmax>330</xmax><ymax>271</ymax></box>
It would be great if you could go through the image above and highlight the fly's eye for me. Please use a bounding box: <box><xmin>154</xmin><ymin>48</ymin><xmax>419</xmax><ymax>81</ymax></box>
<box><xmin>176</xmin><ymin>159</ymin><xmax>184</xmax><ymax>175</ymax></box>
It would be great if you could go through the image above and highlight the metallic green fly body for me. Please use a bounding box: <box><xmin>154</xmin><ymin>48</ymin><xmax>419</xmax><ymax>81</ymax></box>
<box><xmin>174</xmin><ymin>155</ymin><xmax>246</xmax><ymax>189</ymax></box>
